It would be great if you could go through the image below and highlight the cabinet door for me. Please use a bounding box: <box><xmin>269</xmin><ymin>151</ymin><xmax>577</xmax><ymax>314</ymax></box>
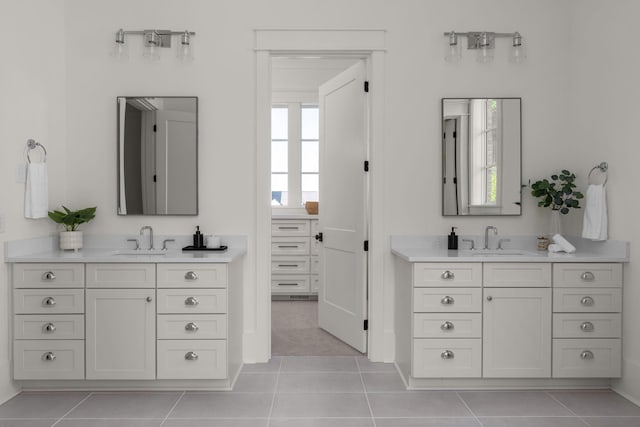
<box><xmin>483</xmin><ymin>288</ymin><xmax>551</xmax><ymax>378</ymax></box>
<box><xmin>86</xmin><ymin>289</ymin><xmax>156</xmax><ymax>380</ymax></box>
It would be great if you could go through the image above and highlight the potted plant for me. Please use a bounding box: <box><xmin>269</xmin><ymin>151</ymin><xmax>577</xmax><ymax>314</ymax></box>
<box><xmin>48</xmin><ymin>206</ymin><xmax>97</xmax><ymax>251</ymax></box>
<box><xmin>530</xmin><ymin>170</ymin><xmax>583</xmax><ymax>235</ymax></box>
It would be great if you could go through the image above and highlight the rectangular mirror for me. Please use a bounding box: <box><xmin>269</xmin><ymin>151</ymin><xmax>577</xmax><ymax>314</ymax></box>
<box><xmin>117</xmin><ymin>96</ymin><xmax>198</xmax><ymax>215</ymax></box>
<box><xmin>442</xmin><ymin>98</ymin><xmax>521</xmax><ymax>216</ymax></box>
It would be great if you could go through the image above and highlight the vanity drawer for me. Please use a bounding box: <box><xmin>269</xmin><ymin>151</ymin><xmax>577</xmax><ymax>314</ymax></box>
<box><xmin>413</xmin><ymin>263</ymin><xmax>481</xmax><ymax>287</ymax></box>
<box><xmin>86</xmin><ymin>264</ymin><xmax>155</xmax><ymax>289</ymax></box>
<box><xmin>271</xmin><ymin>237</ymin><xmax>310</xmax><ymax>256</ymax></box>
<box><xmin>552</xmin><ymin>338</ymin><xmax>621</xmax><ymax>378</ymax></box>
<box><xmin>413</xmin><ymin>313</ymin><xmax>481</xmax><ymax>338</ymax></box>
<box><xmin>553</xmin><ymin>288</ymin><xmax>622</xmax><ymax>313</ymax></box>
<box><xmin>157</xmin><ymin>314</ymin><xmax>227</xmax><ymax>340</ymax></box>
<box><xmin>553</xmin><ymin>313</ymin><xmax>621</xmax><ymax>338</ymax></box>
<box><xmin>13</xmin><ymin>264</ymin><xmax>84</xmax><ymax>289</ymax></box>
<box><xmin>271</xmin><ymin>275</ymin><xmax>310</xmax><ymax>293</ymax></box>
<box><xmin>14</xmin><ymin>315</ymin><xmax>84</xmax><ymax>340</ymax></box>
<box><xmin>553</xmin><ymin>263</ymin><xmax>622</xmax><ymax>288</ymax></box>
<box><xmin>412</xmin><ymin>338</ymin><xmax>481</xmax><ymax>378</ymax></box>
<box><xmin>157</xmin><ymin>289</ymin><xmax>227</xmax><ymax>314</ymax></box>
<box><xmin>14</xmin><ymin>289</ymin><xmax>84</xmax><ymax>314</ymax></box>
<box><xmin>413</xmin><ymin>288</ymin><xmax>482</xmax><ymax>313</ymax></box>
<box><xmin>272</xmin><ymin>220</ymin><xmax>310</xmax><ymax>237</ymax></box>
<box><xmin>13</xmin><ymin>340</ymin><xmax>84</xmax><ymax>380</ymax></box>
<box><xmin>271</xmin><ymin>257</ymin><xmax>310</xmax><ymax>275</ymax></box>
<box><xmin>157</xmin><ymin>339</ymin><xmax>227</xmax><ymax>379</ymax></box>
<box><xmin>484</xmin><ymin>263</ymin><xmax>551</xmax><ymax>287</ymax></box>
<box><xmin>157</xmin><ymin>264</ymin><xmax>227</xmax><ymax>288</ymax></box>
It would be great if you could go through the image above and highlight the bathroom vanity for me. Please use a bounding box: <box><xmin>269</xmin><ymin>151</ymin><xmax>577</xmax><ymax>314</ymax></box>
<box><xmin>392</xmin><ymin>235</ymin><xmax>629</xmax><ymax>389</ymax></box>
<box><xmin>6</xmin><ymin>235</ymin><xmax>246</xmax><ymax>390</ymax></box>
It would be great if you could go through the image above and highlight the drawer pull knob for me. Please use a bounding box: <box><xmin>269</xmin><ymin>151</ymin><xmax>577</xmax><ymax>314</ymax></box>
<box><xmin>580</xmin><ymin>296</ymin><xmax>595</xmax><ymax>306</ymax></box>
<box><xmin>486</xmin><ymin>296</ymin><xmax>493</xmax><ymax>301</ymax></box>
<box><xmin>42</xmin><ymin>352</ymin><xmax>56</xmax><ymax>361</ymax></box>
<box><xmin>185</xmin><ymin>322</ymin><xmax>199</xmax><ymax>332</ymax></box>
<box><xmin>441</xmin><ymin>321</ymin><xmax>454</xmax><ymax>331</ymax></box>
<box><xmin>441</xmin><ymin>350</ymin><xmax>455</xmax><ymax>360</ymax></box>
<box><xmin>580</xmin><ymin>321</ymin><xmax>595</xmax><ymax>332</ymax></box>
<box><xmin>146</xmin><ymin>297</ymin><xmax>153</xmax><ymax>302</ymax></box>
<box><xmin>185</xmin><ymin>271</ymin><xmax>198</xmax><ymax>280</ymax></box>
<box><xmin>43</xmin><ymin>323</ymin><xmax>56</xmax><ymax>333</ymax></box>
<box><xmin>42</xmin><ymin>271</ymin><xmax>56</xmax><ymax>281</ymax></box>
<box><xmin>441</xmin><ymin>270</ymin><xmax>455</xmax><ymax>280</ymax></box>
<box><xmin>580</xmin><ymin>350</ymin><xmax>595</xmax><ymax>360</ymax></box>
<box><xmin>185</xmin><ymin>296</ymin><xmax>199</xmax><ymax>306</ymax></box>
<box><xmin>42</xmin><ymin>297</ymin><xmax>56</xmax><ymax>307</ymax></box>
<box><xmin>580</xmin><ymin>272</ymin><xmax>595</xmax><ymax>282</ymax></box>
<box><xmin>440</xmin><ymin>296</ymin><xmax>455</xmax><ymax>305</ymax></box>
<box><xmin>185</xmin><ymin>351</ymin><xmax>199</xmax><ymax>361</ymax></box>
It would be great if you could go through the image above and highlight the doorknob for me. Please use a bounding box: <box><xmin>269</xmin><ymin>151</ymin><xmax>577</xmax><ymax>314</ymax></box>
<box><xmin>315</xmin><ymin>232</ymin><xmax>323</xmax><ymax>242</ymax></box>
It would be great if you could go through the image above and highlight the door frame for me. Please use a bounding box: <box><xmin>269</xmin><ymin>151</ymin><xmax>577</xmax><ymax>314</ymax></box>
<box><xmin>254</xmin><ymin>29</ymin><xmax>387</xmax><ymax>362</ymax></box>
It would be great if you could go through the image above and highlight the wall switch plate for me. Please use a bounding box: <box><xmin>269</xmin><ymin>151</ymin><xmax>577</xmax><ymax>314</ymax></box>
<box><xmin>15</xmin><ymin>164</ymin><xmax>26</xmax><ymax>184</ymax></box>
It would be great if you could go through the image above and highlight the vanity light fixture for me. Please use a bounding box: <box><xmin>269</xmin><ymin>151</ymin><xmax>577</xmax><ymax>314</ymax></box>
<box><xmin>443</xmin><ymin>31</ymin><xmax>525</xmax><ymax>64</ymax></box>
<box><xmin>111</xmin><ymin>28</ymin><xmax>196</xmax><ymax>61</ymax></box>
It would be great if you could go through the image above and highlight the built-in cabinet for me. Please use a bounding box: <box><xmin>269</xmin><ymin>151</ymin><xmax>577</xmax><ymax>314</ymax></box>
<box><xmin>271</xmin><ymin>218</ymin><xmax>320</xmax><ymax>295</ymax></box>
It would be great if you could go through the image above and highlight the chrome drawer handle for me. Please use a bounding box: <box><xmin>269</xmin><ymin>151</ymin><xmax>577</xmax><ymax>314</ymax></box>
<box><xmin>580</xmin><ymin>271</ymin><xmax>595</xmax><ymax>282</ymax></box>
<box><xmin>440</xmin><ymin>321</ymin><xmax>454</xmax><ymax>331</ymax></box>
<box><xmin>278</xmin><ymin>264</ymin><xmax>299</xmax><ymax>268</ymax></box>
<box><xmin>580</xmin><ymin>321</ymin><xmax>595</xmax><ymax>332</ymax></box>
<box><xmin>42</xmin><ymin>352</ymin><xmax>56</xmax><ymax>361</ymax></box>
<box><xmin>185</xmin><ymin>296</ymin><xmax>199</xmax><ymax>306</ymax></box>
<box><xmin>441</xmin><ymin>270</ymin><xmax>455</xmax><ymax>280</ymax></box>
<box><xmin>441</xmin><ymin>350</ymin><xmax>455</xmax><ymax>360</ymax></box>
<box><xmin>580</xmin><ymin>350</ymin><xmax>595</xmax><ymax>360</ymax></box>
<box><xmin>580</xmin><ymin>296</ymin><xmax>595</xmax><ymax>306</ymax></box>
<box><xmin>42</xmin><ymin>297</ymin><xmax>56</xmax><ymax>307</ymax></box>
<box><xmin>185</xmin><ymin>271</ymin><xmax>198</xmax><ymax>280</ymax></box>
<box><xmin>278</xmin><ymin>226</ymin><xmax>300</xmax><ymax>230</ymax></box>
<box><xmin>277</xmin><ymin>245</ymin><xmax>299</xmax><ymax>249</ymax></box>
<box><xmin>42</xmin><ymin>271</ymin><xmax>56</xmax><ymax>281</ymax></box>
<box><xmin>185</xmin><ymin>351</ymin><xmax>199</xmax><ymax>361</ymax></box>
<box><xmin>486</xmin><ymin>296</ymin><xmax>493</xmax><ymax>301</ymax></box>
<box><xmin>43</xmin><ymin>323</ymin><xmax>56</xmax><ymax>333</ymax></box>
<box><xmin>146</xmin><ymin>297</ymin><xmax>153</xmax><ymax>302</ymax></box>
<box><xmin>440</xmin><ymin>296</ymin><xmax>455</xmax><ymax>305</ymax></box>
<box><xmin>185</xmin><ymin>322</ymin><xmax>199</xmax><ymax>332</ymax></box>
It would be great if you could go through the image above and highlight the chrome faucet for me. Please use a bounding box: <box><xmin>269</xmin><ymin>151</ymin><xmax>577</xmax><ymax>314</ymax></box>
<box><xmin>484</xmin><ymin>226</ymin><xmax>498</xmax><ymax>250</ymax></box>
<box><xmin>140</xmin><ymin>226</ymin><xmax>154</xmax><ymax>250</ymax></box>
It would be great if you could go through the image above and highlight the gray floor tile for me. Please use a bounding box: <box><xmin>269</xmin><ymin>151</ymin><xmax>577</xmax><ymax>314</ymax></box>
<box><xmin>375</xmin><ymin>419</ymin><xmax>481</xmax><ymax>427</ymax></box>
<box><xmin>233</xmin><ymin>373</ymin><xmax>278</xmax><ymax>392</ymax></box>
<box><xmin>368</xmin><ymin>391</ymin><xmax>472</xmax><ymax>418</ymax></box>
<box><xmin>163</xmin><ymin>420</ymin><xmax>268</xmax><ymax>427</ymax></box>
<box><xmin>478</xmin><ymin>417</ymin><xmax>589</xmax><ymax>427</ymax></box>
<box><xmin>269</xmin><ymin>419</ymin><xmax>374</xmax><ymax>427</ymax></box>
<box><xmin>65</xmin><ymin>392</ymin><xmax>181</xmax><ymax>419</ymax></box>
<box><xmin>169</xmin><ymin>392</ymin><xmax>273</xmax><ymax>418</ymax></box>
<box><xmin>241</xmin><ymin>357</ymin><xmax>282</xmax><ymax>373</ymax></box>
<box><xmin>582</xmin><ymin>417</ymin><xmax>640</xmax><ymax>427</ymax></box>
<box><xmin>0</xmin><ymin>421</ymin><xmax>57</xmax><ymax>427</ymax></box>
<box><xmin>459</xmin><ymin>391</ymin><xmax>573</xmax><ymax>417</ymax></box>
<box><xmin>271</xmin><ymin>392</ymin><xmax>370</xmax><ymax>418</ymax></box>
<box><xmin>549</xmin><ymin>391</ymin><xmax>640</xmax><ymax>417</ymax></box>
<box><xmin>55</xmin><ymin>420</ymin><xmax>163</xmax><ymax>427</ymax></box>
<box><xmin>355</xmin><ymin>356</ymin><xmax>397</xmax><ymax>373</ymax></box>
<box><xmin>280</xmin><ymin>356</ymin><xmax>358</xmax><ymax>372</ymax></box>
<box><xmin>277</xmin><ymin>372</ymin><xmax>364</xmax><ymax>393</ymax></box>
<box><xmin>361</xmin><ymin>372</ymin><xmax>406</xmax><ymax>392</ymax></box>
<box><xmin>0</xmin><ymin>392</ymin><xmax>90</xmax><ymax>419</ymax></box>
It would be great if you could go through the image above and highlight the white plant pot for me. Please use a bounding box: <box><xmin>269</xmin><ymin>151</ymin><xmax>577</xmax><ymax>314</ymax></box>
<box><xmin>59</xmin><ymin>231</ymin><xmax>83</xmax><ymax>251</ymax></box>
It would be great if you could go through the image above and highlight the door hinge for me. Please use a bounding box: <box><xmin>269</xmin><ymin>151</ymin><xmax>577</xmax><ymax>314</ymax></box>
<box><xmin>315</xmin><ymin>232</ymin><xmax>323</xmax><ymax>242</ymax></box>
<box><xmin>364</xmin><ymin>160</ymin><xmax>369</xmax><ymax>172</ymax></box>
<box><xmin>363</xmin><ymin>319</ymin><xmax>368</xmax><ymax>330</ymax></box>
<box><xmin>364</xmin><ymin>240</ymin><xmax>369</xmax><ymax>252</ymax></box>
<box><xmin>153</xmin><ymin>174</ymin><xmax>157</xmax><ymax>182</ymax></box>
<box><xmin>453</xmin><ymin>131</ymin><xmax>456</xmax><ymax>139</ymax></box>
<box><xmin>153</xmin><ymin>124</ymin><xmax>157</xmax><ymax>132</ymax></box>
<box><xmin>364</xmin><ymin>81</ymin><xmax>369</xmax><ymax>93</ymax></box>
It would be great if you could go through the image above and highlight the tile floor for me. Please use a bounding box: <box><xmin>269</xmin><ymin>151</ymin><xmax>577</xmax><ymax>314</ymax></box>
<box><xmin>1</xmin><ymin>356</ymin><xmax>639</xmax><ymax>427</ymax></box>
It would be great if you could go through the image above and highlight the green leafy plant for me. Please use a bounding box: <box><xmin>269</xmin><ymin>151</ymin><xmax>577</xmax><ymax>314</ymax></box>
<box><xmin>530</xmin><ymin>170</ymin><xmax>584</xmax><ymax>215</ymax></box>
<box><xmin>48</xmin><ymin>206</ymin><xmax>97</xmax><ymax>231</ymax></box>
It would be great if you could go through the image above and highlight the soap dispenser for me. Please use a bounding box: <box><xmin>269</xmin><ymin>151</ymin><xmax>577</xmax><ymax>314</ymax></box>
<box><xmin>193</xmin><ymin>226</ymin><xmax>204</xmax><ymax>248</ymax></box>
<box><xmin>448</xmin><ymin>227</ymin><xmax>458</xmax><ymax>250</ymax></box>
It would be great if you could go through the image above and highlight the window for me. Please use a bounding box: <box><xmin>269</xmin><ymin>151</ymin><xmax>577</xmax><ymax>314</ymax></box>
<box><xmin>271</xmin><ymin>104</ymin><xmax>319</xmax><ymax>208</ymax></box>
<box><xmin>469</xmin><ymin>99</ymin><xmax>500</xmax><ymax>207</ymax></box>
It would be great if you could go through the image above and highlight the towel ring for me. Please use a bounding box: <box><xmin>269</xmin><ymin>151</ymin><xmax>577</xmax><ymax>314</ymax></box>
<box><xmin>588</xmin><ymin>161</ymin><xmax>608</xmax><ymax>185</ymax></box>
<box><xmin>25</xmin><ymin>139</ymin><xmax>47</xmax><ymax>163</ymax></box>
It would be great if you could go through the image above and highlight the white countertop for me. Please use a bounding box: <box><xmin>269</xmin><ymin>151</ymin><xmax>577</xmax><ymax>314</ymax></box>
<box><xmin>391</xmin><ymin>235</ymin><xmax>630</xmax><ymax>263</ymax></box>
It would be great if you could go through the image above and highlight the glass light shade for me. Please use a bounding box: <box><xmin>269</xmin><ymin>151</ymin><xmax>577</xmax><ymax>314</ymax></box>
<box><xmin>445</xmin><ymin>42</ymin><xmax>462</xmax><ymax>63</ymax></box>
<box><xmin>509</xmin><ymin>34</ymin><xmax>526</xmax><ymax>64</ymax></box>
<box><xmin>110</xmin><ymin>29</ymin><xmax>129</xmax><ymax>61</ymax></box>
<box><xmin>177</xmin><ymin>31</ymin><xmax>194</xmax><ymax>61</ymax></box>
<box><xmin>476</xmin><ymin>32</ymin><xmax>494</xmax><ymax>63</ymax></box>
<box><xmin>143</xmin><ymin>32</ymin><xmax>161</xmax><ymax>61</ymax></box>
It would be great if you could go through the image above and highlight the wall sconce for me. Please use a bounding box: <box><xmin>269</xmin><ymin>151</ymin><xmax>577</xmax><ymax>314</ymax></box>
<box><xmin>443</xmin><ymin>31</ymin><xmax>525</xmax><ymax>64</ymax></box>
<box><xmin>111</xmin><ymin>29</ymin><xmax>196</xmax><ymax>61</ymax></box>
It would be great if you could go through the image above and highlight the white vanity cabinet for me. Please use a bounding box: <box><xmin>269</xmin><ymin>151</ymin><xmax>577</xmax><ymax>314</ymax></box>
<box><xmin>271</xmin><ymin>218</ymin><xmax>320</xmax><ymax>295</ymax></box>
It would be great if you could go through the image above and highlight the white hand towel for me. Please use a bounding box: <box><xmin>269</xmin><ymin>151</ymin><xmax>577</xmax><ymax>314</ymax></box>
<box><xmin>551</xmin><ymin>234</ymin><xmax>576</xmax><ymax>253</ymax></box>
<box><xmin>547</xmin><ymin>244</ymin><xmax>563</xmax><ymax>253</ymax></box>
<box><xmin>24</xmin><ymin>162</ymin><xmax>48</xmax><ymax>219</ymax></box>
<box><xmin>582</xmin><ymin>184</ymin><xmax>608</xmax><ymax>241</ymax></box>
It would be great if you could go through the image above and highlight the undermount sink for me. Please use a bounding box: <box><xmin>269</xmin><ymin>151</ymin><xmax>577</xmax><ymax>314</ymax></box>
<box><xmin>460</xmin><ymin>249</ymin><xmax>535</xmax><ymax>256</ymax></box>
<box><xmin>112</xmin><ymin>249</ymin><xmax>168</xmax><ymax>256</ymax></box>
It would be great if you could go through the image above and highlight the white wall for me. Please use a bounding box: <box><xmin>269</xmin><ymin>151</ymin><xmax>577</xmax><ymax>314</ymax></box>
<box><xmin>0</xmin><ymin>0</ymin><xmax>67</xmax><ymax>402</ymax></box>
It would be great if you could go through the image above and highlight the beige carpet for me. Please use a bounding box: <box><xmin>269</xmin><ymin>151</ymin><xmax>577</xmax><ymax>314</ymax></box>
<box><xmin>271</xmin><ymin>301</ymin><xmax>364</xmax><ymax>356</ymax></box>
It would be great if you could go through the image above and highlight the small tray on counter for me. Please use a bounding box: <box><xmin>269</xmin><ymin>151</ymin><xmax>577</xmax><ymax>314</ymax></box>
<box><xmin>182</xmin><ymin>245</ymin><xmax>228</xmax><ymax>252</ymax></box>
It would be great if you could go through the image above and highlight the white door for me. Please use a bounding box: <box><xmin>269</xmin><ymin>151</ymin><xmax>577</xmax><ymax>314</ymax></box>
<box><xmin>86</xmin><ymin>289</ymin><xmax>156</xmax><ymax>379</ymax></box>
<box><xmin>317</xmin><ymin>61</ymin><xmax>368</xmax><ymax>353</ymax></box>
